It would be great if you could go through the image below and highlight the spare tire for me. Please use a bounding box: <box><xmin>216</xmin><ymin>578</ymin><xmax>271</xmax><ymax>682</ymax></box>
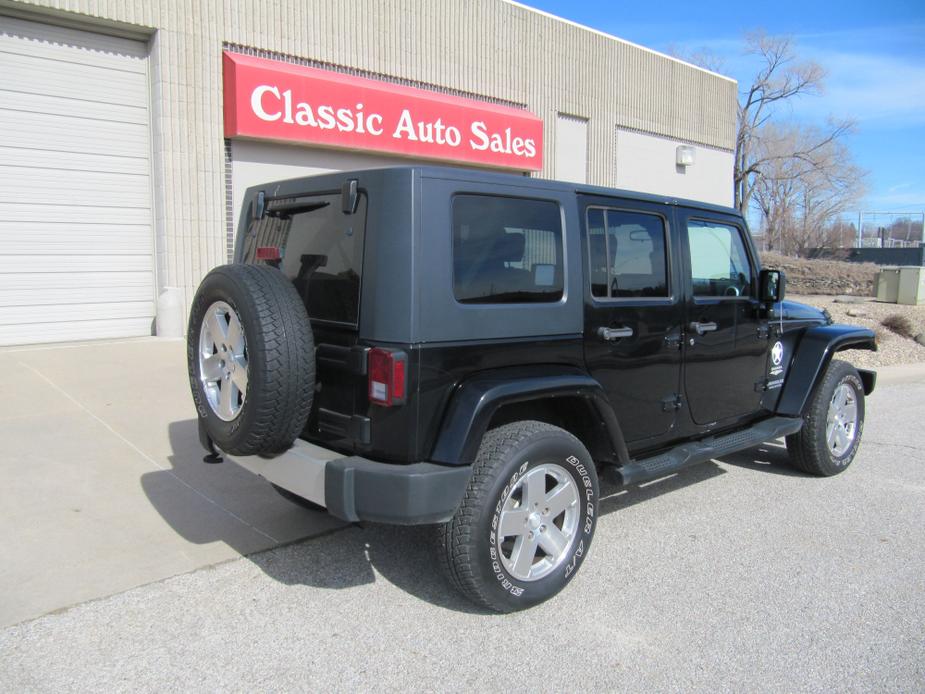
<box><xmin>187</xmin><ymin>264</ymin><xmax>315</xmax><ymax>456</ymax></box>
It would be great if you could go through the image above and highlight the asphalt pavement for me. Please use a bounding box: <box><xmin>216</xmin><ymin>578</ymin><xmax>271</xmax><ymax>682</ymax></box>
<box><xmin>1</xmin><ymin>370</ymin><xmax>923</xmax><ymax>691</ymax></box>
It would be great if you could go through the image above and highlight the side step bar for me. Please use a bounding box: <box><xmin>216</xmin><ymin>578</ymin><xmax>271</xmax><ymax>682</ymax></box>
<box><xmin>614</xmin><ymin>416</ymin><xmax>804</xmax><ymax>487</ymax></box>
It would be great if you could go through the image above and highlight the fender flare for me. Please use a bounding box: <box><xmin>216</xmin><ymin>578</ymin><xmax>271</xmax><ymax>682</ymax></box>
<box><xmin>429</xmin><ymin>366</ymin><xmax>629</xmax><ymax>467</ymax></box>
<box><xmin>776</xmin><ymin>324</ymin><xmax>877</xmax><ymax>417</ymax></box>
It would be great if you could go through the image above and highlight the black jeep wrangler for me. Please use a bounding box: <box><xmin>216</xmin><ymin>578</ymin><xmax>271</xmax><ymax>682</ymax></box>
<box><xmin>188</xmin><ymin>166</ymin><xmax>876</xmax><ymax>612</ymax></box>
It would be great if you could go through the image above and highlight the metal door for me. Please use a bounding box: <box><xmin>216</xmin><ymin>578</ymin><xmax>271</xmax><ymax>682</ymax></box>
<box><xmin>581</xmin><ymin>198</ymin><xmax>683</xmax><ymax>444</ymax></box>
<box><xmin>679</xmin><ymin>210</ymin><xmax>769</xmax><ymax>425</ymax></box>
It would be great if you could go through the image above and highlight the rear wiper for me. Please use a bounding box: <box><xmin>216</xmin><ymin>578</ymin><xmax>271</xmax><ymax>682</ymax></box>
<box><xmin>265</xmin><ymin>197</ymin><xmax>330</xmax><ymax>218</ymax></box>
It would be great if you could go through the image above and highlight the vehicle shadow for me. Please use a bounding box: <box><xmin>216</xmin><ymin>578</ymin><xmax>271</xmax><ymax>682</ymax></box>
<box><xmin>143</xmin><ymin>420</ymin><xmax>488</xmax><ymax>613</ymax></box>
<box><xmin>597</xmin><ymin>461</ymin><xmax>726</xmax><ymax>515</ymax></box>
<box><xmin>714</xmin><ymin>440</ymin><xmax>807</xmax><ymax>477</ymax></box>
<box><xmin>144</xmin><ymin>420</ymin><xmax>791</xmax><ymax>615</ymax></box>
<box><xmin>597</xmin><ymin>438</ymin><xmax>808</xmax><ymax>513</ymax></box>
<box><xmin>249</xmin><ymin>522</ymin><xmax>490</xmax><ymax>613</ymax></box>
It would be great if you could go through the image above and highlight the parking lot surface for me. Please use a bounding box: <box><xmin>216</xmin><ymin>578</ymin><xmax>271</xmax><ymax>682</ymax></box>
<box><xmin>1</xmin><ymin>344</ymin><xmax>923</xmax><ymax>691</ymax></box>
<box><xmin>0</xmin><ymin>339</ymin><xmax>344</xmax><ymax>628</ymax></box>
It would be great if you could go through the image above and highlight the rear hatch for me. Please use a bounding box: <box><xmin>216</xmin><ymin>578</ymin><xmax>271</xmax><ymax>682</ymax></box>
<box><xmin>239</xmin><ymin>185</ymin><xmax>370</xmax><ymax>453</ymax></box>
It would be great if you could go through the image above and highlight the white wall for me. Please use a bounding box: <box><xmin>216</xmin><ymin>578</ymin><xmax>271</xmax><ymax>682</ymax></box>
<box><xmin>615</xmin><ymin>129</ymin><xmax>734</xmax><ymax>207</ymax></box>
<box><xmin>230</xmin><ymin>140</ymin><xmax>413</xmax><ymax>222</ymax></box>
<box><xmin>555</xmin><ymin>115</ymin><xmax>588</xmax><ymax>184</ymax></box>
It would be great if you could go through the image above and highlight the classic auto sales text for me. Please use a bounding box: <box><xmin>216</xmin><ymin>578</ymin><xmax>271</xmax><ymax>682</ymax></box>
<box><xmin>250</xmin><ymin>85</ymin><xmax>538</xmax><ymax>159</ymax></box>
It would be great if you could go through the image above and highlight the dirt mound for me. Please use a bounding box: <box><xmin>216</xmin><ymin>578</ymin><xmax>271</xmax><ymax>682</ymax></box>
<box><xmin>794</xmin><ymin>295</ymin><xmax>925</xmax><ymax>368</ymax></box>
<box><xmin>761</xmin><ymin>251</ymin><xmax>879</xmax><ymax>296</ymax></box>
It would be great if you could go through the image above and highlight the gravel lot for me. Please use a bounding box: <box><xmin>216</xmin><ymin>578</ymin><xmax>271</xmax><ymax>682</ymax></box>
<box><xmin>794</xmin><ymin>294</ymin><xmax>925</xmax><ymax>368</ymax></box>
<box><xmin>2</xmin><ymin>381</ymin><xmax>922</xmax><ymax>692</ymax></box>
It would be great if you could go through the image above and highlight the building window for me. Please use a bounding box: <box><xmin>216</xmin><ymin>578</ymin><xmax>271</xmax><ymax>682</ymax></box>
<box><xmin>453</xmin><ymin>195</ymin><xmax>564</xmax><ymax>304</ymax></box>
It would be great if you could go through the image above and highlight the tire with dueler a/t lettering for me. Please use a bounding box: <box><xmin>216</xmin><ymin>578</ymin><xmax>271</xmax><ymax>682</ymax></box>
<box><xmin>187</xmin><ymin>263</ymin><xmax>314</xmax><ymax>456</ymax></box>
<box><xmin>439</xmin><ymin>421</ymin><xmax>599</xmax><ymax>612</ymax></box>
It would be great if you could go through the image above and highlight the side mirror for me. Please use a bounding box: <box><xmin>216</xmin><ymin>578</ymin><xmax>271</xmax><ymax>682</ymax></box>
<box><xmin>759</xmin><ymin>269</ymin><xmax>786</xmax><ymax>304</ymax></box>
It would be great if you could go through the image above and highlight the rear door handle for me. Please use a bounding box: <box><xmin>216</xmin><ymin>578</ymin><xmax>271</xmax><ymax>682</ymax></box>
<box><xmin>689</xmin><ymin>321</ymin><xmax>718</xmax><ymax>336</ymax></box>
<box><xmin>598</xmin><ymin>326</ymin><xmax>634</xmax><ymax>341</ymax></box>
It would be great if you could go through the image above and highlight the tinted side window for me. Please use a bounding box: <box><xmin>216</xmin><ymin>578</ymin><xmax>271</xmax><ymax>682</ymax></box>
<box><xmin>587</xmin><ymin>209</ymin><xmax>608</xmax><ymax>297</ymax></box>
<box><xmin>587</xmin><ymin>208</ymin><xmax>669</xmax><ymax>299</ymax></box>
<box><xmin>688</xmin><ymin>221</ymin><xmax>752</xmax><ymax>298</ymax></box>
<box><xmin>453</xmin><ymin>195</ymin><xmax>564</xmax><ymax>304</ymax></box>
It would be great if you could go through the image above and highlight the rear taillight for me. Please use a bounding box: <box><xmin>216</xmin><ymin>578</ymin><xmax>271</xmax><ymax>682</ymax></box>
<box><xmin>255</xmin><ymin>246</ymin><xmax>281</xmax><ymax>261</ymax></box>
<box><xmin>368</xmin><ymin>348</ymin><xmax>407</xmax><ymax>407</ymax></box>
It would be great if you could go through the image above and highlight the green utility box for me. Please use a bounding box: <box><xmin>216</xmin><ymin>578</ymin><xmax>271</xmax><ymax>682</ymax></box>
<box><xmin>897</xmin><ymin>266</ymin><xmax>925</xmax><ymax>305</ymax></box>
<box><xmin>876</xmin><ymin>268</ymin><xmax>901</xmax><ymax>303</ymax></box>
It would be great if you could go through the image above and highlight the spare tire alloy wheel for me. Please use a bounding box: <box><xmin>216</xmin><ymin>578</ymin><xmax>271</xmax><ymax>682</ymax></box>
<box><xmin>187</xmin><ymin>264</ymin><xmax>315</xmax><ymax>457</ymax></box>
<box><xmin>440</xmin><ymin>421</ymin><xmax>599</xmax><ymax>612</ymax></box>
<box><xmin>198</xmin><ymin>301</ymin><xmax>248</xmax><ymax>421</ymax></box>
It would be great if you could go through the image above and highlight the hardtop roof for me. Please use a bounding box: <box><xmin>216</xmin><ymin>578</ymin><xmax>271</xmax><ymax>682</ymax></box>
<box><xmin>251</xmin><ymin>165</ymin><xmax>741</xmax><ymax>217</ymax></box>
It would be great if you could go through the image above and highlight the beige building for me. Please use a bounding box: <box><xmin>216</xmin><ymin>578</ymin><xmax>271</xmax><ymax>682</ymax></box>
<box><xmin>0</xmin><ymin>0</ymin><xmax>737</xmax><ymax>345</ymax></box>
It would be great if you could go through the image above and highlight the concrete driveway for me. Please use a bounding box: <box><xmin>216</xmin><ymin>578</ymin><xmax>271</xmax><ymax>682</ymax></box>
<box><xmin>0</xmin><ymin>339</ymin><xmax>923</xmax><ymax>690</ymax></box>
<box><xmin>0</xmin><ymin>338</ymin><xmax>343</xmax><ymax>627</ymax></box>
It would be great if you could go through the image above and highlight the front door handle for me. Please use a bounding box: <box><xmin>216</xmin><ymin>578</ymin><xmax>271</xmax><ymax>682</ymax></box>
<box><xmin>689</xmin><ymin>321</ymin><xmax>718</xmax><ymax>336</ymax></box>
<box><xmin>598</xmin><ymin>326</ymin><xmax>634</xmax><ymax>341</ymax></box>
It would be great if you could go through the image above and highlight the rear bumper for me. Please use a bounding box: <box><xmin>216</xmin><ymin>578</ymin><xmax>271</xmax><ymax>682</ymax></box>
<box><xmin>220</xmin><ymin>438</ymin><xmax>472</xmax><ymax>525</ymax></box>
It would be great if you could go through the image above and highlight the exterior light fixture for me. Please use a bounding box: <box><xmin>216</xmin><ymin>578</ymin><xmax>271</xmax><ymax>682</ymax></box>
<box><xmin>676</xmin><ymin>145</ymin><xmax>696</xmax><ymax>167</ymax></box>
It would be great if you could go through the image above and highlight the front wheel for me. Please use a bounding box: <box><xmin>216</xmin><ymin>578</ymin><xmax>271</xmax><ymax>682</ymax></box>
<box><xmin>786</xmin><ymin>359</ymin><xmax>865</xmax><ymax>476</ymax></box>
<box><xmin>439</xmin><ymin>421</ymin><xmax>599</xmax><ymax>612</ymax></box>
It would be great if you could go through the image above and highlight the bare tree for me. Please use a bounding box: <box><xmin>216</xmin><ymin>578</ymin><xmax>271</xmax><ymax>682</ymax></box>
<box><xmin>751</xmin><ymin>125</ymin><xmax>795</xmax><ymax>250</ymax></box>
<box><xmin>668</xmin><ymin>44</ymin><xmax>727</xmax><ymax>74</ymax></box>
<box><xmin>675</xmin><ymin>31</ymin><xmax>866</xmax><ymax>250</ymax></box>
<box><xmin>734</xmin><ymin>32</ymin><xmax>855</xmax><ymax>215</ymax></box>
<box><xmin>754</xmin><ymin>124</ymin><xmax>866</xmax><ymax>254</ymax></box>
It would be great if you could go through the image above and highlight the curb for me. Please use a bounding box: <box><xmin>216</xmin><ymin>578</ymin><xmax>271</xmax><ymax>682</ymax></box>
<box><xmin>871</xmin><ymin>363</ymin><xmax>925</xmax><ymax>386</ymax></box>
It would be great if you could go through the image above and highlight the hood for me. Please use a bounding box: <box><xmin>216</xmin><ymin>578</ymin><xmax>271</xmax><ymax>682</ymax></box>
<box><xmin>773</xmin><ymin>300</ymin><xmax>832</xmax><ymax>324</ymax></box>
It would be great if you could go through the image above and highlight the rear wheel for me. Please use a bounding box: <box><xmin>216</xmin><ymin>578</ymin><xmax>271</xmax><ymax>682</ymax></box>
<box><xmin>439</xmin><ymin>421</ymin><xmax>598</xmax><ymax>612</ymax></box>
<box><xmin>187</xmin><ymin>264</ymin><xmax>314</xmax><ymax>456</ymax></box>
<box><xmin>786</xmin><ymin>359</ymin><xmax>865</xmax><ymax>476</ymax></box>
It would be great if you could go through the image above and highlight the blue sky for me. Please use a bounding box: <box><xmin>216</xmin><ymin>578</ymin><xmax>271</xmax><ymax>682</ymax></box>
<box><xmin>520</xmin><ymin>0</ymin><xmax>925</xmax><ymax>215</ymax></box>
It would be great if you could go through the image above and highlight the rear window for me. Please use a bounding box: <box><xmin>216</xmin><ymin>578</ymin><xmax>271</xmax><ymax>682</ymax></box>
<box><xmin>244</xmin><ymin>192</ymin><xmax>366</xmax><ymax>325</ymax></box>
<box><xmin>453</xmin><ymin>195</ymin><xmax>564</xmax><ymax>304</ymax></box>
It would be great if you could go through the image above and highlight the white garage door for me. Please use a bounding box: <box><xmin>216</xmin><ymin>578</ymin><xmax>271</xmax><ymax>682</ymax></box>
<box><xmin>0</xmin><ymin>17</ymin><xmax>154</xmax><ymax>345</ymax></box>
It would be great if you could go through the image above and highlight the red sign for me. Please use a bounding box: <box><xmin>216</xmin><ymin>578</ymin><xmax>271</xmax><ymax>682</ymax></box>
<box><xmin>223</xmin><ymin>52</ymin><xmax>543</xmax><ymax>171</ymax></box>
